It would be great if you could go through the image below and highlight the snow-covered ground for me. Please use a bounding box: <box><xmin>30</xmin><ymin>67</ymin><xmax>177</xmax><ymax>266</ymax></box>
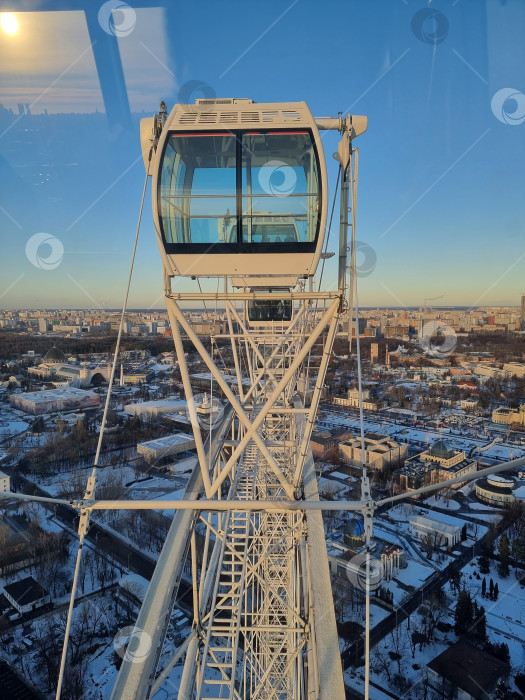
<box><xmin>422</xmin><ymin>495</ymin><xmax>461</xmax><ymax>511</ymax></box>
<box><xmin>345</xmin><ymin>613</ymin><xmax>451</xmax><ymax>699</ymax></box>
<box><xmin>395</xmin><ymin>561</ymin><xmax>435</xmax><ymax>587</ymax></box>
<box><xmin>446</xmin><ymin>558</ymin><xmax>525</xmax><ymax>678</ymax></box>
<box><xmin>0</xmin><ymin>416</ymin><xmax>29</xmax><ymax>437</ymax></box>
<box><xmin>345</xmin><ymin>552</ymin><xmax>525</xmax><ymax>699</ymax></box>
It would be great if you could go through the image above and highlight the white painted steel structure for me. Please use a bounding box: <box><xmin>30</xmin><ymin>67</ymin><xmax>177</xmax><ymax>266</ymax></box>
<box><xmin>110</xmin><ymin>98</ymin><xmax>366</xmax><ymax>700</ymax></box>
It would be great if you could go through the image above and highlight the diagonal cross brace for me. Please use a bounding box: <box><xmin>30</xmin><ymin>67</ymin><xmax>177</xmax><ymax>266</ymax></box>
<box><xmin>168</xmin><ymin>297</ymin><xmax>341</xmax><ymax>500</ymax></box>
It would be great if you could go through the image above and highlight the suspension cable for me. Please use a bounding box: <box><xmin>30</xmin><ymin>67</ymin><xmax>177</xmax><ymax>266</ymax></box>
<box><xmin>55</xmin><ymin>162</ymin><xmax>150</xmax><ymax>700</ymax></box>
<box><xmin>303</xmin><ymin>165</ymin><xmax>342</xmax><ymax>406</ymax></box>
<box><xmin>349</xmin><ymin>147</ymin><xmax>370</xmax><ymax>700</ymax></box>
<box><xmin>317</xmin><ymin>164</ymin><xmax>341</xmax><ymax>292</ymax></box>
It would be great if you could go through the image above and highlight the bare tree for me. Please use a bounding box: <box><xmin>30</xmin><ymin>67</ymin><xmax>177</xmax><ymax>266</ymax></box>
<box><xmin>32</xmin><ymin>620</ymin><xmax>60</xmax><ymax>692</ymax></box>
<box><xmin>423</xmin><ymin>533</ymin><xmax>433</xmax><ymax>559</ymax></box>
<box><xmin>420</xmin><ymin>593</ymin><xmax>447</xmax><ymax>641</ymax></box>
<box><xmin>388</xmin><ymin>624</ymin><xmax>408</xmax><ymax>675</ymax></box>
<box><xmin>372</xmin><ymin>645</ymin><xmax>392</xmax><ymax>682</ymax></box>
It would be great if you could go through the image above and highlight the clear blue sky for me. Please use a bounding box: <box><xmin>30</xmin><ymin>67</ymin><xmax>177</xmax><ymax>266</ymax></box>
<box><xmin>0</xmin><ymin>0</ymin><xmax>524</xmax><ymax>310</ymax></box>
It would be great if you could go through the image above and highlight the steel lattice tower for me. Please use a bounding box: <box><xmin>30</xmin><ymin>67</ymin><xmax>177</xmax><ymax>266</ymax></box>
<box><xmin>110</xmin><ymin>99</ymin><xmax>367</xmax><ymax>699</ymax></box>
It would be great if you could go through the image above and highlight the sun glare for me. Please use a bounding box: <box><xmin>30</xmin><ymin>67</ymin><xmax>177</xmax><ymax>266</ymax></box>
<box><xmin>0</xmin><ymin>12</ymin><xmax>19</xmax><ymax>35</ymax></box>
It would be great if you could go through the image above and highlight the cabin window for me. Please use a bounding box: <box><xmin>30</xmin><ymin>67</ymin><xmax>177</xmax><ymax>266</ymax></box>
<box><xmin>159</xmin><ymin>133</ymin><xmax>237</xmax><ymax>244</ymax></box>
<box><xmin>248</xmin><ymin>298</ymin><xmax>292</xmax><ymax>322</ymax></box>
<box><xmin>241</xmin><ymin>131</ymin><xmax>319</xmax><ymax>244</ymax></box>
<box><xmin>158</xmin><ymin>130</ymin><xmax>321</xmax><ymax>250</ymax></box>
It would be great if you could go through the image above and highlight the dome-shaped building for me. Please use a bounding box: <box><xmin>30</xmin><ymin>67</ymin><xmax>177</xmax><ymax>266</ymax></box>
<box><xmin>428</xmin><ymin>439</ymin><xmax>454</xmax><ymax>461</ymax></box>
<box><xmin>344</xmin><ymin>514</ymin><xmax>365</xmax><ymax>548</ymax></box>
<box><xmin>43</xmin><ymin>346</ymin><xmax>66</xmax><ymax>364</ymax></box>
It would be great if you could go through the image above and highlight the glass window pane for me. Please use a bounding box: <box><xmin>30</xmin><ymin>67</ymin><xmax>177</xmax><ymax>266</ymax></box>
<box><xmin>159</xmin><ymin>133</ymin><xmax>236</xmax><ymax>244</ymax></box>
<box><xmin>248</xmin><ymin>298</ymin><xmax>292</xmax><ymax>322</ymax></box>
<box><xmin>241</xmin><ymin>132</ymin><xmax>320</xmax><ymax>244</ymax></box>
<box><xmin>159</xmin><ymin>130</ymin><xmax>320</xmax><ymax>247</ymax></box>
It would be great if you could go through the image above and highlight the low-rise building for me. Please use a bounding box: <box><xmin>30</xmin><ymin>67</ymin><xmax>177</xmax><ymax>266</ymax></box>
<box><xmin>409</xmin><ymin>514</ymin><xmax>461</xmax><ymax>549</ymax></box>
<box><xmin>339</xmin><ymin>433</ymin><xmax>407</xmax><ymax>471</ymax></box>
<box><xmin>10</xmin><ymin>387</ymin><xmax>100</xmax><ymax>415</ymax></box>
<box><xmin>326</xmin><ymin>543</ymin><xmax>383</xmax><ymax>589</ymax></box>
<box><xmin>310</xmin><ymin>430</ymin><xmax>337</xmax><ymax>459</ymax></box>
<box><xmin>0</xmin><ymin>471</ymin><xmax>10</xmax><ymax>493</ymax></box>
<box><xmin>492</xmin><ymin>404</ymin><xmax>525</xmax><ymax>428</ymax></box>
<box><xmin>121</xmin><ymin>372</ymin><xmax>151</xmax><ymax>385</ymax></box>
<box><xmin>332</xmin><ymin>388</ymin><xmax>385</xmax><ymax>412</ymax></box>
<box><xmin>124</xmin><ymin>398</ymin><xmax>187</xmax><ymax>418</ymax></box>
<box><xmin>413</xmin><ymin>439</ymin><xmax>477</xmax><ymax>488</ymax></box>
<box><xmin>394</xmin><ymin>460</ymin><xmax>434</xmax><ymax>492</ymax></box>
<box><xmin>137</xmin><ymin>433</ymin><xmax>196</xmax><ymax>464</ymax></box>
<box><xmin>502</xmin><ymin>362</ymin><xmax>525</xmax><ymax>379</ymax></box>
<box><xmin>427</xmin><ymin>639</ymin><xmax>509</xmax><ymax>700</ymax></box>
<box><xmin>310</xmin><ymin>428</ymin><xmax>352</xmax><ymax>460</ymax></box>
<box><xmin>116</xmin><ymin>574</ymin><xmax>149</xmax><ymax>616</ymax></box>
<box><xmin>476</xmin><ymin>475</ymin><xmax>516</xmax><ymax>506</ymax></box>
<box><xmin>2</xmin><ymin>577</ymin><xmax>50</xmax><ymax>614</ymax></box>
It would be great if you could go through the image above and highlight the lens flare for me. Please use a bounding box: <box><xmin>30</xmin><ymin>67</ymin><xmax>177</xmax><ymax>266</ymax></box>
<box><xmin>0</xmin><ymin>13</ymin><xmax>19</xmax><ymax>35</ymax></box>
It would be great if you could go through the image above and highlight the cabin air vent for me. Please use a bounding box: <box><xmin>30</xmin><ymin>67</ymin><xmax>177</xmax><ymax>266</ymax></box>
<box><xmin>195</xmin><ymin>98</ymin><xmax>253</xmax><ymax>105</ymax></box>
<box><xmin>178</xmin><ymin>113</ymin><xmax>197</xmax><ymax>124</ymax></box>
<box><xmin>219</xmin><ymin>112</ymin><xmax>238</xmax><ymax>123</ymax></box>
<box><xmin>241</xmin><ymin>112</ymin><xmax>260</xmax><ymax>122</ymax></box>
<box><xmin>262</xmin><ymin>111</ymin><xmax>278</xmax><ymax>122</ymax></box>
<box><xmin>282</xmin><ymin>110</ymin><xmax>301</xmax><ymax>120</ymax></box>
<box><xmin>199</xmin><ymin>112</ymin><xmax>218</xmax><ymax>123</ymax></box>
<box><xmin>196</xmin><ymin>98</ymin><xmax>233</xmax><ymax>105</ymax></box>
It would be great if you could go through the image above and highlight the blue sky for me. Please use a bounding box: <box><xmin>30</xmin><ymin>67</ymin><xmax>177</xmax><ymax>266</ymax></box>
<box><xmin>0</xmin><ymin>0</ymin><xmax>524</xmax><ymax>309</ymax></box>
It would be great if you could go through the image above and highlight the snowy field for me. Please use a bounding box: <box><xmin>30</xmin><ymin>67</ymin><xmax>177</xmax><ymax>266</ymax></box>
<box><xmin>0</xmin><ymin>415</ymin><xmax>29</xmax><ymax>438</ymax></box>
<box><xmin>422</xmin><ymin>495</ymin><xmax>461</xmax><ymax>511</ymax></box>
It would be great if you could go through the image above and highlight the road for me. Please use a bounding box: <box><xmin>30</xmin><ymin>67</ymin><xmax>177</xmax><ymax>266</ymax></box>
<box><xmin>5</xmin><ymin>470</ymin><xmax>193</xmax><ymax>609</ymax></box>
<box><xmin>341</xmin><ymin>527</ymin><xmax>494</xmax><ymax>671</ymax></box>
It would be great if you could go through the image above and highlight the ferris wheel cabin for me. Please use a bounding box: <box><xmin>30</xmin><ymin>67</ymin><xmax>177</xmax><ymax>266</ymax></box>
<box><xmin>141</xmin><ymin>99</ymin><xmax>329</xmax><ymax>285</ymax></box>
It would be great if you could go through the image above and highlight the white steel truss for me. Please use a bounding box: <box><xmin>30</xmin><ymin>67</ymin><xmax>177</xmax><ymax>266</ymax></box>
<box><xmin>168</xmin><ymin>290</ymin><xmax>343</xmax><ymax>700</ymax></box>
<box><xmin>106</xmin><ymin>288</ymin><xmax>345</xmax><ymax>700</ymax></box>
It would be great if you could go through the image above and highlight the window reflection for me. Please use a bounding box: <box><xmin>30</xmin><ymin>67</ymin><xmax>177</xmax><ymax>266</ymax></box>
<box><xmin>158</xmin><ymin>130</ymin><xmax>321</xmax><ymax>248</ymax></box>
